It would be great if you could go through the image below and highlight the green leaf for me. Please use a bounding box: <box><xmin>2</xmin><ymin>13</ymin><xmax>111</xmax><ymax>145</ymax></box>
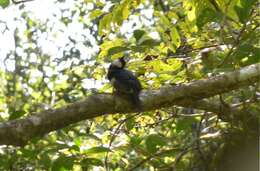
<box><xmin>234</xmin><ymin>0</ymin><xmax>257</xmax><ymax>23</ymax></box>
<box><xmin>196</xmin><ymin>7</ymin><xmax>220</xmax><ymax>28</ymax></box>
<box><xmin>175</xmin><ymin>117</ymin><xmax>198</xmax><ymax>133</ymax></box>
<box><xmin>122</xmin><ymin>0</ymin><xmax>130</xmax><ymax>20</ymax></box>
<box><xmin>130</xmin><ymin>45</ymin><xmax>147</xmax><ymax>52</ymax></box>
<box><xmin>145</xmin><ymin>134</ymin><xmax>166</xmax><ymax>154</ymax></box>
<box><xmin>243</xmin><ymin>54</ymin><xmax>260</xmax><ymax>65</ymax></box>
<box><xmin>80</xmin><ymin>158</ymin><xmax>103</xmax><ymax>167</ymax></box>
<box><xmin>39</xmin><ymin>153</ymin><xmax>52</xmax><ymax>168</ymax></box>
<box><xmin>133</xmin><ymin>29</ymin><xmax>146</xmax><ymax>42</ymax></box>
<box><xmin>9</xmin><ymin>110</ymin><xmax>26</xmax><ymax>120</ymax></box>
<box><xmin>167</xmin><ymin>58</ymin><xmax>183</xmax><ymax>70</ymax></box>
<box><xmin>89</xmin><ymin>9</ymin><xmax>103</xmax><ymax>20</ymax></box>
<box><xmin>98</xmin><ymin>38</ymin><xmax>125</xmax><ymax>59</ymax></box>
<box><xmin>73</xmin><ymin>137</ymin><xmax>82</xmax><ymax>147</ymax></box>
<box><xmin>233</xmin><ymin>43</ymin><xmax>252</xmax><ymax>61</ymax></box>
<box><xmin>158</xmin><ymin>74</ymin><xmax>173</xmax><ymax>82</ymax></box>
<box><xmin>130</xmin><ymin>136</ymin><xmax>143</xmax><ymax>147</ymax></box>
<box><xmin>139</xmin><ymin>38</ymin><xmax>160</xmax><ymax>47</ymax></box>
<box><xmin>51</xmin><ymin>156</ymin><xmax>75</xmax><ymax>171</ymax></box>
<box><xmin>232</xmin><ymin>42</ymin><xmax>260</xmax><ymax>65</ymax></box>
<box><xmin>187</xmin><ymin>6</ymin><xmax>196</xmax><ymax>21</ymax></box>
<box><xmin>69</xmin><ymin>145</ymin><xmax>80</xmax><ymax>152</ymax></box>
<box><xmin>98</xmin><ymin>13</ymin><xmax>112</xmax><ymax>36</ymax></box>
<box><xmin>113</xmin><ymin>1</ymin><xmax>130</xmax><ymax>26</ymax></box>
<box><xmin>0</xmin><ymin>0</ymin><xmax>9</xmax><ymax>8</ymax></box>
<box><xmin>83</xmin><ymin>146</ymin><xmax>111</xmax><ymax>154</ymax></box>
<box><xmin>113</xmin><ymin>5</ymin><xmax>124</xmax><ymax>25</ymax></box>
<box><xmin>170</xmin><ymin>27</ymin><xmax>181</xmax><ymax>49</ymax></box>
<box><xmin>107</xmin><ymin>46</ymin><xmax>129</xmax><ymax>56</ymax></box>
<box><xmin>96</xmin><ymin>1</ymin><xmax>105</xmax><ymax>7</ymax></box>
<box><xmin>150</xmin><ymin>60</ymin><xmax>180</xmax><ymax>73</ymax></box>
<box><xmin>20</xmin><ymin>148</ymin><xmax>36</xmax><ymax>158</ymax></box>
<box><xmin>125</xmin><ymin>117</ymin><xmax>135</xmax><ymax>131</ymax></box>
<box><xmin>154</xmin><ymin>11</ymin><xmax>171</xmax><ymax>27</ymax></box>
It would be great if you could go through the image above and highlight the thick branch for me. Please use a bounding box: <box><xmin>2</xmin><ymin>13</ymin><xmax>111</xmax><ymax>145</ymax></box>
<box><xmin>0</xmin><ymin>63</ymin><xmax>259</xmax><ymax>146</ymax></box>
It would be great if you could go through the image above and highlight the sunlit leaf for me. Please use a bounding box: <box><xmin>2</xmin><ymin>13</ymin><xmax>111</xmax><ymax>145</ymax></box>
<box><xmin>185</xmin><ymin>3</ymin><xmax>196</xmax><ymax>21</ymax></box>
<box><xmin>113</xmin><ymin>5</ymin><xmax>124</xmax><ymax>25</ymax></box>
<box><xmin>89</xmin><ymin>9</ymin><xmax>103</xmax><ymax>20</ymax></box>
<box><xmin>98</xmin><ymin>13</ymin><xmax>112</xmax><ymax>36</ymax></box>
<box><xmin>122</xmin><ymin>0</ymin><xmax>130</xmax><ymax>20</ymax></box>
<box><xmin>170</xmin><ymin>27</ymin><xmax>181</xmax><ymax>48</ymax></box>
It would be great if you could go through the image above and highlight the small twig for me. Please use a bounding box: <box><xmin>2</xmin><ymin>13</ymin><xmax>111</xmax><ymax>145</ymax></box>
<box><xmin>143</xmin><ymin>114</ymin><xmax>176</xmax><ymax>128</ymax></box>
<box><xmin>11</xmin><ymin>0</ymin><xmax>34</xmax><ymax>4</ymax></box>
<box><xmin>128</xmin><ymin>137</ymin><xmax>199</xmax><ymax>171</ymax></box>
<box><xmin>196</xmin><ymin>112</ymin><xmax>209</xmax><ymax>170</ymax></box>
<box><xmin>104</xmin><ymin>113</ymin><xmax>140</xmax><ymax>171</ymax></box>
<box><xmin>171</xmin><ymin>141</ymin><xmax>198</xmax><ymax>171</ymax></box>
<box><xmin>0</xmin><ymin>20</ymin><xmax>9</xmax><ymax>33</ymax></box>
<box><xmin>231</xmin><ymin>97</ymin><xmax>260</xmax><ymax>108</ymax></box>
<box><xmin>175</xmin><ymin>44</ymin><xmax>225</xmax><ymax>55</ymax></box>
<box><xmin>128</xmin><ymin>148</ymin><xmax>180</xmax><ymax>171</ymax></box>
<box><xmin>177</xmin><ymin>113</ymin><xmax>205</xmax><ymax>117</ymax></box>
<box><xmin>218</xmin><ymin>9</ymin><xmax>255</xmax><ymax>67</ymax></box>
<box><xmin>219</xmin><ymin>0</ymin><xmax>233</xmax><ymax>44</ymax></box>
<box><xmin>132</xmin><ymin>113</ymin><xmax>209</xmax><ymax>130</ymax></box>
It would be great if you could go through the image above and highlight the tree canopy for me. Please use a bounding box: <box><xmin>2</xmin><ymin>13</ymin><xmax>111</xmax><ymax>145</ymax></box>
<box><xmin>0</xmin><ymin>0</ymin><xmax>259</xmax><ymax>170</ymax></box>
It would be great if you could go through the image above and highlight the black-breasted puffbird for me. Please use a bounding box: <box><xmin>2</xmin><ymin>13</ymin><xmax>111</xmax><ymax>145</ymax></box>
<box><xmin>107</xmin><ymin>57</ymin><xmax>142</xmax><ymax>109</ymax></box>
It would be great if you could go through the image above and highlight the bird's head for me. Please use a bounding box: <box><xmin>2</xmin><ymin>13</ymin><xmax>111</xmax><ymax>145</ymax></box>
<box><xmin>110</xmin><ymin>57</ymin><xmax>127</xmax><ymax>69</ymax></box>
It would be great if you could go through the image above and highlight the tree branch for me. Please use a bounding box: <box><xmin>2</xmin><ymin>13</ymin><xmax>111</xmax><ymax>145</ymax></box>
<box><xmin>0</xmin><ymin>63</ymin><xmax>259</xmax><ymax>146</ymax></box>
<box><xmin>11</xmin><ymin>0</ymin><xmax>34</xmax><ymax>4</ymax></box>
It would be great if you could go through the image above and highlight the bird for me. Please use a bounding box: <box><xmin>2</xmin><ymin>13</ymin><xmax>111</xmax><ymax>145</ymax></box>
<box><xmin>107</xmin><ymin>57</ymin><xmax>142</xmax><ymax>109</ymax></box>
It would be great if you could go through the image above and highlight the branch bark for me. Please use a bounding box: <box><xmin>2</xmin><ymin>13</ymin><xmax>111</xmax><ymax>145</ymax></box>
<box><xmin>0</xmin><ymin>63</ymin><xmax>259</xmax><ymax>146</ymax></box>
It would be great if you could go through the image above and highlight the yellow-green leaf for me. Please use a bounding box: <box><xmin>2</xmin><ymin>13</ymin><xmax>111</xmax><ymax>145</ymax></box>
<box><xmin>0</xmin><ymin>0</ymin><xmax>9</xmax><ymax>8</ymax></box>
<box><xmin>98</xmin><ymin>13</ymin><xmax>112</xmax><ymax>36</ymax></box>
<box><xmin>170</xmin><ymin>27</ymin><xmax>181</xmax><ymax>48</ymax></box>
<box><xmin>89</xmin><ymin>10</ymin><xmax>103</xmax><ymax>20</ymax></box>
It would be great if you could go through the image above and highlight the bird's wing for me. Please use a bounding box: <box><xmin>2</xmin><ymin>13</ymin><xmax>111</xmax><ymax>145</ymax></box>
<box><xmin>113</xmin><ymin>69</ymin><xmax>142</xmax><ymax>93</ymax></box>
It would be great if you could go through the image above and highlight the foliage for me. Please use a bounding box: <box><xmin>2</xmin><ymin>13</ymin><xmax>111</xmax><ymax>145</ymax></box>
<box><xmin>0</xmin><ymin>0</ymin><xmax>259</xmax><ymax>170</ymax></box>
